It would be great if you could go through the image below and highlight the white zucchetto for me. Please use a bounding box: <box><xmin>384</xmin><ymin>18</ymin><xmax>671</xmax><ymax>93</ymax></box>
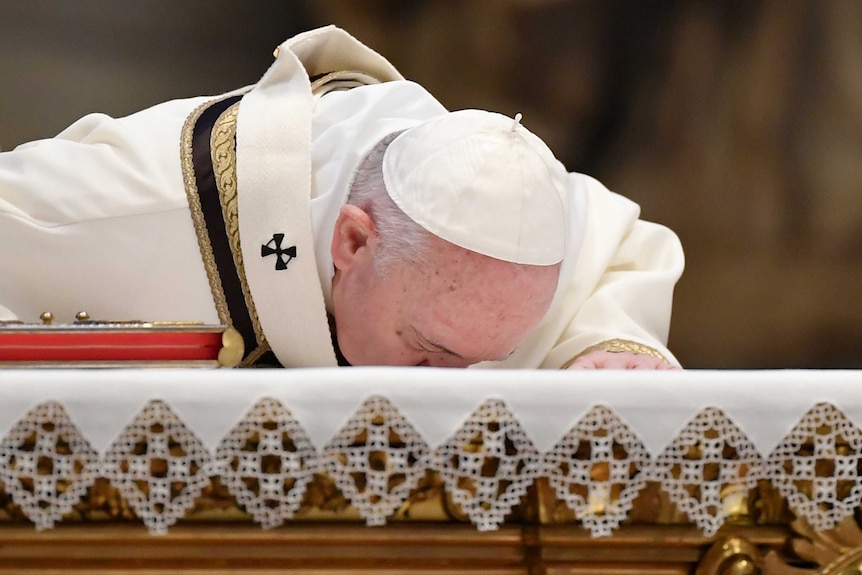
<box><xmin>381</xmin><ymin>109</ymin><xmax>570</xmax><ymax>265</ymax></box>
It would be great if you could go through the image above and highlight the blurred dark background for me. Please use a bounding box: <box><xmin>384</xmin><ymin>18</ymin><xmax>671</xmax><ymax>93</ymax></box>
<box><xmin>2</xmin><ymin>0</ymin><xmax>860</xmax><ymax>369</ymax></box>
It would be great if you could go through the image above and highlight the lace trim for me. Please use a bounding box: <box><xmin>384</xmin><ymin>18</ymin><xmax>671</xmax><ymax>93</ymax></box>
<box><xmin>0</xmin><ymin>398</ymin><xmax>855</xmax><ymax>538</ymax></box>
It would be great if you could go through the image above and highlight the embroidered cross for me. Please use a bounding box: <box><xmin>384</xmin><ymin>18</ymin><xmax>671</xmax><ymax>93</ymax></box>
<box><xmin>261</xmin><ymin>233</ymin><xmax>297</xmax><ymax>270</ymax></box>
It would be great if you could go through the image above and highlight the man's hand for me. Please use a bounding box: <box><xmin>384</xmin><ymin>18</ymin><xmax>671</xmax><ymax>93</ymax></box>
<box><xmin>566</xmin><ymin>350</ymin><xmax>679</xmax><ymax>370</ymax></box>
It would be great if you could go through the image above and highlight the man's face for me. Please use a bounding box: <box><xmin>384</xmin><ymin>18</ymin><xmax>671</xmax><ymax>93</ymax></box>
<box><xmin>330</xmin><ymin>207</ymin><xmax>560</xmax><ymax>367</ymax></box>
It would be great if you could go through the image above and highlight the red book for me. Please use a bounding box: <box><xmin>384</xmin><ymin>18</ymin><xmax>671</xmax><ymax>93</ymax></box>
<box><xmin>0</xmin><ymin>316</ymin><xmax>243</xmax><ymax>368</ymax></box>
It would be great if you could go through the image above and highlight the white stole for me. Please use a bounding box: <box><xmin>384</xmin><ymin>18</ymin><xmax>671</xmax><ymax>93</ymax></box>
<box><xmin>233</xmin><ymin>26</ymin><xmax>403</xmax><ymax>367</ymax></box>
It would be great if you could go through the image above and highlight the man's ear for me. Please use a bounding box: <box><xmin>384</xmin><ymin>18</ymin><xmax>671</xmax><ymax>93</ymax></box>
<box><xmin>331</xmin><ymin>204</ymin><xmax>377</xmax><ymax>270</ymax></box>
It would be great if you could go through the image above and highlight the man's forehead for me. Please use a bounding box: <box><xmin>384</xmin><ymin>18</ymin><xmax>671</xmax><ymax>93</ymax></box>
<box><xmin>416</xmin><ymin>239</ymin><xmax>560</xmax><ymax>287</ymax></box>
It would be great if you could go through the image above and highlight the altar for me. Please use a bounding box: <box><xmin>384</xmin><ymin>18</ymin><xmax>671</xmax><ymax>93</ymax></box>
<box><xmin>1</xmin><ymin>368</ymin><xmax>861</xmax><ymax>573</ymax></box>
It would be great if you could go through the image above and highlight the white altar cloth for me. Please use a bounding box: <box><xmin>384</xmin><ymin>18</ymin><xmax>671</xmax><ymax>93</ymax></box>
<box><xmin>0</xmin><ymin>368</ymin><xmax>860</xmax><ymax>536</ymax></box>
<box><xmin>0</xmin><ymin>368</ymin><xmax>857</xmax><ymax>454</ymax></box>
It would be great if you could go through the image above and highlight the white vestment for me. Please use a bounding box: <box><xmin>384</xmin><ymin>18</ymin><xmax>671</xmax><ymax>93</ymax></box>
<box><xmin>0</xmin><ymin>26</ymin><xmax>684</xmax><ymax>368</ymax></box>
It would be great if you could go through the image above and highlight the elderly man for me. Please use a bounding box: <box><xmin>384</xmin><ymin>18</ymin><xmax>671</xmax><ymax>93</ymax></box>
<box><xmin>0</xmin><ymin>26</ymin><xmax>684</xmax><ymax>370</ymax></box>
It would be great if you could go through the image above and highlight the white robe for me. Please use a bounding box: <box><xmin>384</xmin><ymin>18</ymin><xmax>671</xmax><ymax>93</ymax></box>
<box><xmin>0</xmin><ymin>26</ymin><xmax>684</xmax><ymax>368</ymax></box>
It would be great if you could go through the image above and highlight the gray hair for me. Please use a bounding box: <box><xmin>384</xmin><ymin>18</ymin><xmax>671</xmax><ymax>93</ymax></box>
<box><xmin>347</xmin><ymin>132</ymin><xmax>431</xmax><ymax>274</ymax></box>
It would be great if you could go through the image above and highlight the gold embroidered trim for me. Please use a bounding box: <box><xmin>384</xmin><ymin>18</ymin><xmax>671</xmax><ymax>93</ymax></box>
<box><xmin>180</xmin><ymin>93</ymin><xmax>271</xmax><ymax>366</ymax></box>
<box><xmin>561</xmin><ymin>338</ymin><xmax>669</xmax><ymax>369</ymax></box>
<box><xmin>310</xmin><ymin>70</ymin><xmax>383</xmax><ymax>97</ymax></box>
<box><xmin>209</xmin><ymin>103</ymin><xmax>271</xmax><ymax>366</ymax></box>
<box><xmin>180</xmin><ymin>97</ymin><xmax>232</xmax><ymax>326</ymax></box>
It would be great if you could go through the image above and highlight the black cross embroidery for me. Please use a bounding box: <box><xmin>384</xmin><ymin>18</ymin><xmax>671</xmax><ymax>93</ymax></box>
<box><xmin>261</xmin><ymin>233</ymin><xmax>297</xmax><ymax>271</ymax></box>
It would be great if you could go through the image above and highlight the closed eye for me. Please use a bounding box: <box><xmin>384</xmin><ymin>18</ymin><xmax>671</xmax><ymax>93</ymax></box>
<box><xmin>411</xmin><ymin>327</ymin><xmax>462</xmax><ymax>358</ymax></box>
<box><xmin>414</xmin><ymin>339</ymin><xmax>450</xmax><ymax>356</ymax></box>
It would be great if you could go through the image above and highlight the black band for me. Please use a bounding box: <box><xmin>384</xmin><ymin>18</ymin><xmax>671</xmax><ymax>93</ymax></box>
<box><xmin>189</xmin><ymin>95</ymin><xmax>266</xmax><ymax>365</ymax></box>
